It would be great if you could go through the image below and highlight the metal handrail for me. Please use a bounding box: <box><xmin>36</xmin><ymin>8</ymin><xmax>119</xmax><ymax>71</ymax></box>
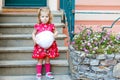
<box><xmin>75</xmin><ymin>11</ymin><xmax>120</xmax><ymax>31</ymax></box>
<box><xmin>102</xmin><ymin>17</ymin><xmax>120</xmax><ymax>31</ymax></box>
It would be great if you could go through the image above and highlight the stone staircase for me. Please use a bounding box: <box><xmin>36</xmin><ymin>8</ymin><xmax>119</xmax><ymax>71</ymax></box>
<box><xmin>0</xmin><ymin>10</ymin><xmax>71</xmax><ymax>80</ymax></box>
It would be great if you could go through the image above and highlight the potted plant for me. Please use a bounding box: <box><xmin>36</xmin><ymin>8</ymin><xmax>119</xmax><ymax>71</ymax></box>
<box><xmin>72</xmin><ymin>27</ymin><xmax>120</xmax><ymax>55</ymax></box>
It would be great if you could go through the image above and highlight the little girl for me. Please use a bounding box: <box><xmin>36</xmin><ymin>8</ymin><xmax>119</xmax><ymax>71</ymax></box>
<box><xmin>32</xmin><ymin>7</ymin><xmax>59</xmax><ymax>80</ymax></box>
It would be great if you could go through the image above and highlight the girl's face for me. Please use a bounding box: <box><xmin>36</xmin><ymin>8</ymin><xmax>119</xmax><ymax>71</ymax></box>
<box><xmin>40</xmin><ymin>11</ymin><xmax>49</xmax><ymax>24</ymax></box>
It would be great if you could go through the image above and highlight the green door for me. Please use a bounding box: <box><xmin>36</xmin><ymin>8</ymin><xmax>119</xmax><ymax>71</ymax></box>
<box><xmin>5</xmin><ymin>0</ymin><xmax>47</xmax><ymax>7</ymax></box>
<box><xmin>60</xmin><ymin>0</ymin><xmax>75</xmax><ymax>40</ymax></box>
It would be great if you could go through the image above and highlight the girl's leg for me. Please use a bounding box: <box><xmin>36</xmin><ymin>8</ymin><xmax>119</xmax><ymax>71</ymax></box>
<box><xmin>36</xmin><ymin>59</ymin><xmax>43</xmax><ymax>80</ymax></box>
<box><xmin>37</xmin><ymin>59</ymin><xmax>43</xmax><ymax>74</ymax></box>
<box><xmin>45</xmin><ymin>57</ymin><xmax>50</xmax><ymax>72</ymax></box>
<box><xmin>45</xmin><ymin>57</ymin><xmax>54</xmax><ymax>79</ymax></box>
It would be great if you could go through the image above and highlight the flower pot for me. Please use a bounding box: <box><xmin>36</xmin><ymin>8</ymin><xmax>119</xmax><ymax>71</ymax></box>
<box><xmin>69</xmin><ymin>45</ymin><xmax>120</xmax><ymax>80</ymax></box>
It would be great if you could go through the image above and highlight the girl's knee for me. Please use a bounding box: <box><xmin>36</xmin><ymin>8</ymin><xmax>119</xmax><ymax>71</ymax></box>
<box><xmin>45</xmin><ymin>57</ymin><xmax>50</xmax><ymax>63</ymax></box>
<box><xmin>37</xmin><ymin>59</ymin><xmax>43</xmax><ymax>65</ymax></box>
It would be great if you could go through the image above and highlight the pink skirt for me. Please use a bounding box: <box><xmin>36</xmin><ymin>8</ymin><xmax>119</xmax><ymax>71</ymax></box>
<box><xmin>32</xmin><ymin>41</ymin><xmax>59</xmax><ymax>59</ymax></box>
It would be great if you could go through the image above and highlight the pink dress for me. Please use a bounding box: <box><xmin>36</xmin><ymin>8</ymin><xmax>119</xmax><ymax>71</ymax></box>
<box><xmin>32</xmin><ymin>23</ymin><xmax>59</xmax><ymax>59</ymax></box>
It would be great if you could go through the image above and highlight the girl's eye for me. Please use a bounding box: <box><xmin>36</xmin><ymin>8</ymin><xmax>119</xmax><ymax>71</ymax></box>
<box><xmin>46</xmin><ymin>16</ymin><xmax>49</xmax><ymax>18</ymax></box>
<box><xmin>41</xmin><ymin>16</ymin><xmax>44</xmax><ymax>18</ymax></box>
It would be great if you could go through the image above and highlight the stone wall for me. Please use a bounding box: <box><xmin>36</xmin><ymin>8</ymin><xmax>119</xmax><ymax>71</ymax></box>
<box><xmin>69</xmin><ymin>45</ymin><xmax>120</xmax><ymax>80</ymax></box>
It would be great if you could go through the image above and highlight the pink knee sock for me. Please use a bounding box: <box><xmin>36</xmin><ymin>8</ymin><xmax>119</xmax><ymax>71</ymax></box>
<box><xmin>45</xmin><ymin>63</ymin><xmax>51</xmax><ymax>73</ymax></box>
<box><xmin>36</xmin><ymin>64</ymin><xmax>42</xmax><ymax>74</ymax></box>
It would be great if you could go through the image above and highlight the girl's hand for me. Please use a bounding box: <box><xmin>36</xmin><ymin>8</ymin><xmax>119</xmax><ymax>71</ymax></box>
<box><xmin>33</xmin><ymin>39</ymin><xmax>37</xmax><ymax>45</ymax></box>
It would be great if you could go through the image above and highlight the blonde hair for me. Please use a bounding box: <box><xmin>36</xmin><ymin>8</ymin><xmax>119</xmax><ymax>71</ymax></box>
<box><xmin>37</xmin><ymin>7</ymin><xmax>52</xmax><ymax>24</ymax></box>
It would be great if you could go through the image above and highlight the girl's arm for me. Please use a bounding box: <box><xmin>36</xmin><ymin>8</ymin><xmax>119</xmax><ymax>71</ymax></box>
<box><xmin>53</xmin><ymin>28</ymin><xmax>58</xmax><ymax>38</ymax></box>
<box><xmin>32</xmin><ymin>29</ymin><xmax>37</xmax><ymax>45</ymax></box>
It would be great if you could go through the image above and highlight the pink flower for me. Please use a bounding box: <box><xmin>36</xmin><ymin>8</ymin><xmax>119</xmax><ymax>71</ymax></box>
<box><xmin>87</xmin><ymin>42</ymin><xmax>91</xmax><ymax>46</ymax></box>
<box><xmin>83</xmin><ymin>48</ymin><xmax>89</xmax><ymax>53</ymax></box>
<box><xmin>71</xmin><ymin>41</ymin><xmax>75</xmax><ymax>44</ymax></box>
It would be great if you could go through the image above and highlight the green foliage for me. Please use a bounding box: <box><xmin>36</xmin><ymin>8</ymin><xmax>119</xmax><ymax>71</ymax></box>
<box><xmin>72</xmin><ymin>27</ymin><xmax>120</xmax><ymax>54</ymax></box>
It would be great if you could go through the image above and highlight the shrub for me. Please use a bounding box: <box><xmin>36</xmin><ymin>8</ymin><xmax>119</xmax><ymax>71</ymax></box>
<box><xmin>72</xmin><ymin>27</ymin><xmax>120</xmax><ymax>55</ymax></box>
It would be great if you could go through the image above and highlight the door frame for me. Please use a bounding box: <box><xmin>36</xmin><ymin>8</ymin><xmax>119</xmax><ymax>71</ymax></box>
<box><xmin>4</xmin><ymin>0</ymin><xmax>47</xmax><ymax>7</ymax></box>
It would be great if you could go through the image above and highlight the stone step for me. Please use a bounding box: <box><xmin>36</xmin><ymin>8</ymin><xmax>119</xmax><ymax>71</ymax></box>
<box><xmin>0</xmin><ymin>60</ymin><xmax>69</xmax><ymax>75</ymax></box>
<box><xmin>0</xmin><ymin>23</ymin><xmax>65</xmax><ymax>34</ymax></box>
<box><xmin>0</xmin><ymin>34</ymin><xmax>66</xmax><ymax>40</ymax></box>
<box><xmin>0</xmin><ymin>46</ymin><xmax>68</xmax><ymax>60</ymax></box>
<box><xmin>0</xmin><ymin>46</ymin><xmax>68</xmax><ymax>53</ymax></box>
<box><xmin>0</xmin><ymin>52</ymin><xmax>67</xmax><ymax>60</ymax></box>
<box><xmin>0</xmin><ymin>34</ymin><xmax>67</xmax><ymax>47</ymax></box>
<box><xmin>0</xmin><ymin>39</ymin><xmax>65</xmax><ymax>47</ymax></box>
<box><xmin>0</xmin><ymin>11</ymin><xmax>63</xmax><ymax>23</ymax></box>
<box><xmin>0</xmin><ymin>75</ymin><xmax>71</xmax><ymax>80</ymax></box>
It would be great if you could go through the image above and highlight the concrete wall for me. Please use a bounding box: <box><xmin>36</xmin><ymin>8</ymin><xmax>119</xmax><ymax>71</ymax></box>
<box><xmin>0</xmin><ymin>0</ymin><xmax>3</xmax><ymax>11</ymax></box>
<box><xmin>75</xmin><ymin>0</ymin><xmax>120</xmax><ymax>34</ymax></box>
<box><xmin>76</xmin><ymin>0</ymin><xmax>120</xmax><ymax>6</ymax></box>
<box><xmin>48</xmin><ymin>0</ymin><xmax>59</xmax><ymax>11</ymax></box>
